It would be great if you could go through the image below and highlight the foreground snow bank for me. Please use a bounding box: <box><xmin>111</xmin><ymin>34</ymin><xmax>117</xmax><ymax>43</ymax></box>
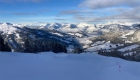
<box><xmin>0</xmin><ymin>52</ymin><xmax>140</xmax><ymax>80</ymax></box>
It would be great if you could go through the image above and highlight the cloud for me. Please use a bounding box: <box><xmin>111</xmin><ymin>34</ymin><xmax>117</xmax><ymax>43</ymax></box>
<box><xmin>112</xmin><ymin>6</ymin><xmax>140</xmax><ymax>20</ymax></box>
<box><xmin>37</xmin><ymin>9</ymin><xmax>49</xmax><ymax>14</ymax></box>
<box><xmin>0</xmin><ymin>0</ymin><xmax>45</xmax><ymax>3</ymax></box>
<box><xmin>95</xmin><ymin>9</ymin><xmax>139</xmax><ymax>22</ymax></box>
<box><xmin>76</xmin><ymin>0</ymin><xmax>140</xmax><ymax>23</ymax></box>
<box><xmin>57</xmin><ymin>9</ymin><xmax>95</xmax><ymax>18</ymax></box>
<box><xmin>37</xmin><ymin>22</ymin><xmax>48</xmax><ymax>24</ymax></box>
<box><xmin>80</xmin><ymin>0</ymin><xmax>140</xmax><ymax>9</ymax></box>
<box><xmin>12</xmin><ymin>12</ymin><xmax>37</xmax><ymax>16</ymax></box>
<box><xmin>74</xmin><ymin>6</ymin><xmax>140</xmax><ymax>23</ymax></box>
<box><xmin>0</xmin><ymin>11</ymin><xmax>37</xmax><ymax>16</ymax></box>
<box><xmin>58</xmin><ymin>7</ymin><xmax>140</xmax><ymax>23</ymax></box>
<box><xmin>0</xmin><ymin>9</ymin><xmax>49</xmax><ymax>16</ymax></box>
<box><xmin>59</xmin><ymin>10</ymin><xmax>80</xmax><ymax>15</ymax></box>
<box><xmin>54</xmin><ymin>18</ymin><xmax>67</xmax><ymax>21</ymax></box>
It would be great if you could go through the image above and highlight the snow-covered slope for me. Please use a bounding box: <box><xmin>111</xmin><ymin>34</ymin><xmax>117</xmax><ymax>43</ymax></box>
<box><xmin>133</xmin><ymin>30</ymin><xmax>140</xmax><ymax>41</ymax></box>
<box><xmin>0</xmin><ymin>23</ymin><xmax>83</xmax><ymax>53</ymax></box>
<box><xmin>0</xmin><ymin>23</ymin><xmax>17</xmax><ymax>34</ymax></box>
<box><xmin>0</xmin><ymin>52</ymin><xmax>140</xmax><ymax>80</ymax></box>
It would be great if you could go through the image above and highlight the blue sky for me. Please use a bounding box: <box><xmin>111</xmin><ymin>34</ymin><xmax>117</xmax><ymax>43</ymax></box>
<box><xmin>0</xmin><ymin>0</ymin><xmax>140</xmax><ymax>24</ymax></box>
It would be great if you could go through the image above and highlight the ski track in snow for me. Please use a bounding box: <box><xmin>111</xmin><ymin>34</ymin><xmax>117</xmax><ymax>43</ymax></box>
<box><xmin>0</xmin><ymin>52</ymin><xmax>140</xmax><ymax>80</ymax></box>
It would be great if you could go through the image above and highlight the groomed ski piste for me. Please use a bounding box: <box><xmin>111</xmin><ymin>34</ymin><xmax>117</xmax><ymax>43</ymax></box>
<box><xmin>0</xmin><ymin>52</ymin><xmax>140</xmax><ymax>80</ymax></box>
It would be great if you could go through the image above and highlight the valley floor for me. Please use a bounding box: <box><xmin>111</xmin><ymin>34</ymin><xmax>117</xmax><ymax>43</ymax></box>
<box><xmin>0</xmin><ymin>52</ymin><xmax>140</xmax><ymax>80</ymax></box>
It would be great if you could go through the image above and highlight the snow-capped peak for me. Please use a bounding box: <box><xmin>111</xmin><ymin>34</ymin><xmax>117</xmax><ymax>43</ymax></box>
<box><xmin>64</xmin><ymin>24</ymin><xmax>77</xmax><ymax>28</ymax></box>
<box><xmin>105</xmin><ymin>21</ymin><xmax>134</xmax><ymax>26</ymax></box>
<box><xmin>0</xmin><ymin>23</ymin><xmax>17</xmax><ymax>34</ymax></box>
<box><xmin>48</xmin><ymin>23</ymin><xmax>62</xmax><ymax>29</ymax></box>
<box><xmin>77</xmin><ymin>23</ymin><xmax>93</xmax><ymax>28</ymax></box>
<box><xmin>2</xmin><ymin>23</ymin><xmax>13</xmax><ymax>26</ymax></box>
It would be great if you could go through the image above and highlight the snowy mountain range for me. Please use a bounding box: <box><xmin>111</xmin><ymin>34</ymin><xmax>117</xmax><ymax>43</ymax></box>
<box><xmin>0</xmin><ymin>21</ymin><xmax>140</xmax><ymax>61</ymax></box>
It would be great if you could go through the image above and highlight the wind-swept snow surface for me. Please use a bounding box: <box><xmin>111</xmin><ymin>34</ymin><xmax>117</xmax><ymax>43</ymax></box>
<box><xmin>0</xmin><ymin>52</ymin><xmax>140</xmax><ymax>80</ymax></box>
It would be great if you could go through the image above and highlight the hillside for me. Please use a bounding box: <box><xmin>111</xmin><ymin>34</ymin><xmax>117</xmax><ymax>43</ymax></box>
<box><xmin>0</xmin><ymin>22</ymin><xmax>140</xmax><ymax>61</ymax></box>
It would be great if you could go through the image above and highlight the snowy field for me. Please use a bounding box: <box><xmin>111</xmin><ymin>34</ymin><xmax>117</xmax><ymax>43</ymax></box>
<box><xmin>0</xmin><ymin>52</ymin><xmax>140</xmax><ymax>80</ymax></box>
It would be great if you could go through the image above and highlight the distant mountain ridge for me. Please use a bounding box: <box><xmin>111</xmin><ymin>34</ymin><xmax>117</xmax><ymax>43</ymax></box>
<box><xmin>0</xmin><ymin>21</ymin><xmax>140</xmax><ymax>61</ymax></box>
